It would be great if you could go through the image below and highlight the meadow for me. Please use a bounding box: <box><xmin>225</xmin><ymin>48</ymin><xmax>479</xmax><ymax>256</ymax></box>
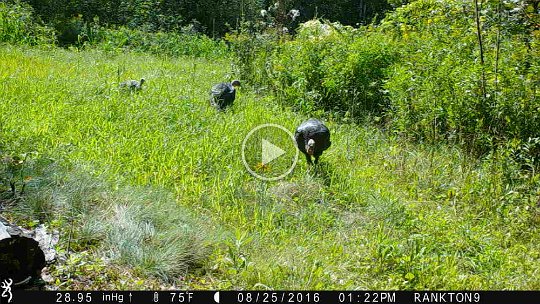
<box><xmin>1</xmin><ymin>45</ymin><xmax>539</xmax><ymax>290</ymax></box>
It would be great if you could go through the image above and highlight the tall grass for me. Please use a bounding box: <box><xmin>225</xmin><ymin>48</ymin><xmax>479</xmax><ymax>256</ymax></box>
<box><xmin>1</xmin><ymin>45</ymin><xmax>539</xmax><ymax>289</ymax></box>
<box><xmin>5</xmin><ymin>159</ymin><xmax>213</xmax><ymax>284</ymax></box>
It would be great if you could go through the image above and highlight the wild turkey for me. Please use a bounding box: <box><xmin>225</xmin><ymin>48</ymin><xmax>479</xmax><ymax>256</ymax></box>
<box><xmin>210</xmin><ymin>80</ymin><xmax>241</xmax><ymax>110</ymax></box>
<box><xmin>120</xmin><ymin>78</ymin><xmax>145</xmax><ymax>92</ymax></box>
<box><xmin>295</xmin><ymin>118</ymin><xmax>331</xmax><ymax>165</ymax></box>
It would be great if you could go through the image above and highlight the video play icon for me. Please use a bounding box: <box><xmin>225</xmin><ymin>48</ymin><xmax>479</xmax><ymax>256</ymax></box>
<box><xmin>262</xmin><ymin>139</ymin><xmax>286</xmax><ymax>165</ymax></box>
<box><xmin>242</xmin><ymin>123</ymin><xmax>299</xmax><ymax>181</ymax></box>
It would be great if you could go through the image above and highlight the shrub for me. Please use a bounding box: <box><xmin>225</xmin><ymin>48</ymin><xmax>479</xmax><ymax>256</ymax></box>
<box><xmin>82</xmin><ymin>24</ymin><xmax>228</xmax><ymax>58</ymax></box>
<box><xmin>225</xmin><ymin>21</ymin><xmax>284</xmax><ymax>88</ymax></box>
<box><xmin>381</xmin><ymin>0</ymin><xmax>540</xmax><ymax>156</ymax></box>
<box><xmin>230</xmin><ymin>19</ymin><xmax>399</xmax><ymax>118</ymax></box>
<box><xmin>0</xmin><ymin>0</ymin><xmax>55</xmax><ymax>45</ymax></box>
<box><xmin>54</xmin><ymin>15</ymin><xmax>87</xmax><ymax>46</ymax></box>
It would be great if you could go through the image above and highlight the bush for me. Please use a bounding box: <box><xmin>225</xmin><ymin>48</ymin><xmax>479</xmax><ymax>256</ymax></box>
<box><xmin>226</xmin><ymin>24</ymin><xmax>282</xmax><ymax>89</ymax></box>
<box><xmin>82</xmin><ymin>23</ymin><xmax>228</xmax><ymax>58</ymax></box>
<box><xmin>0</xmin><ymin>0</ymin><xmax>55</xmax><ymax>45</ymax></box>
<box><xmin>54</xmin><ymin>15</ymin><xmax>86</xmax><ymax>46</ymax></box>
<box><xmin>0</xmin><ymin>0</ymin><xmax>227</xmax><ymax>59</ymax></box>
<box><xmin>229</xmin><ymin>19</ymin><xmax>399</xmax><ymax>118</ymax></box>
<box><xmin>381</xmin><ymin>0</ymin><xmax>540</xmax><ymax>156</ymax></box>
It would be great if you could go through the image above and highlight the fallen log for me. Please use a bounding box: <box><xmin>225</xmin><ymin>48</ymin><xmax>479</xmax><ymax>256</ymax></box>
<box><xmin>0</xmin><ymin>216</ymin><xmax>57</xmax><ymax>285</ymax></box>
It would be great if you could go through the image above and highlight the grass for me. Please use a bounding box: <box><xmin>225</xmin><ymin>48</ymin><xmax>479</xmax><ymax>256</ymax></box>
<box><xmin>0</xmin><ymin>45</ymin><xmax>539</xmax><ymax>290</ymax></box>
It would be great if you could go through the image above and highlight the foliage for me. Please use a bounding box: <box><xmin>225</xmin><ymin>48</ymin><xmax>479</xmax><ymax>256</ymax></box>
<box><xmin>229</xmin><ymin>19</ymin><xmax>398</xmax><ymax>118</ymax></box>
<box><xmin>0</xmin><ymin>152</ymin><xmax>34</xmax><ymax>202</ymax></box>
<box><xmin>381</xmin><ymin>0</ymin><xmax>540</xmax><ymax>157</ymax></box>
<box><xmin>18</xmin><ymin>0</ymin><xmax>404</xmax><ymax>39</ymax></box>
<box><xmin>82</xmin><ymin>24</ymin><xmax>228</xmax><ymax>58</ymax></box>
<box><xmin>21</xmin><ymin>0</ymin><xmax>266</xmax><ymax>37</ymax></box>
<box><xmin>22</xmin><ymin>0</ymin><xmax>185</xmax><ymax>32</ymax></box>
<box><xmin>260</xmin><ymin>0</ymin><xmax>402</xmax><ymax>26</ymax></box>
<box><xmin>0</xmin><ymin>1</ymin><xmax>226</xmax><ymax>58</ymax></box>
<box><xmin>0</xmin><ymin>0</ymin><xmax>55</xmax><ymax>45</ymax></box>
<box><xmin>234</xmin><ymin>0</ymin><xmax>540</xmax><ymax>164</ymax></box>
<box><xmin>277</xmin><ymin>21</ymin><xmax>397</xmax><ymax>116</ymax></box>
<box><xmin>226</xmin><ymin>23</ymin><xmax>281</xmax><ymax>87</ymax></box>
<box><xmin>1</xmin><ymin>0</ymin><xmax>540</xmax><ymax>292</ymax></box>
<box><xmin>232</xmin><ymin>0</ymin><xmax>539</xmax><ymax>160</ymax></box>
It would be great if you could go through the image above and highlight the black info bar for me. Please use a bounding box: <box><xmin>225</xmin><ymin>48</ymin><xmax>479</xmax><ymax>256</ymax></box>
<box><xmin>3</xmin><ymin>290</ymin><xmax>538</xmax><ymax>304</ymax></box>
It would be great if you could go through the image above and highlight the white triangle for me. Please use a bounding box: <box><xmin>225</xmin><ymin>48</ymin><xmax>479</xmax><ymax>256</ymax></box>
<box><xmin>262</xmin><ymin>139</ymin><xmax>286</xmax><ymax>165</ymax></box>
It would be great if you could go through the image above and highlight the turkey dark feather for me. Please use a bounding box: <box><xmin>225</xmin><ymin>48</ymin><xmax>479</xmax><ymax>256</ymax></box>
<box><xmin>295</xmin><ymin>118</ymin><xmax>331</xmax><ymax>165</ymax></box>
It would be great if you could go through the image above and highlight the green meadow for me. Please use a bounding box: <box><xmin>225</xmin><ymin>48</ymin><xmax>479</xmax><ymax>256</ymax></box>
<box><xmin>1</xmin><ymin>45</ymin><xmax>539</xmax><ymax>290</ymax></box>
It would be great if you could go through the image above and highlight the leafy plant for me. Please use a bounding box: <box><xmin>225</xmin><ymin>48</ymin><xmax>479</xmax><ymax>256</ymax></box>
<box><xmin>0</xmin><ymin>152</ymin><xmax>36</xmax><ymax>203</ymax></box>
<box><xmin>382</xmin><ymin>0</ymin><xmax>540</xmax><ymax>156</ymax></box>
<box><xmin>0</xmin><ymin>1</ymin><xmax>55</xmax><ymax>45</ymax></box>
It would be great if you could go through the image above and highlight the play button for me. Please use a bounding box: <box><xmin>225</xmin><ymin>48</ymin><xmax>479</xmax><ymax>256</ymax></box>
<box><xmin>262</xmin><ymin>139</ymin><xmax>286</xmax><ymax>165</ymax></box>
<box><xmin>242</xmin><ymin>123</ymin><xmax>299</xmax><ymax>181</ymax></box>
